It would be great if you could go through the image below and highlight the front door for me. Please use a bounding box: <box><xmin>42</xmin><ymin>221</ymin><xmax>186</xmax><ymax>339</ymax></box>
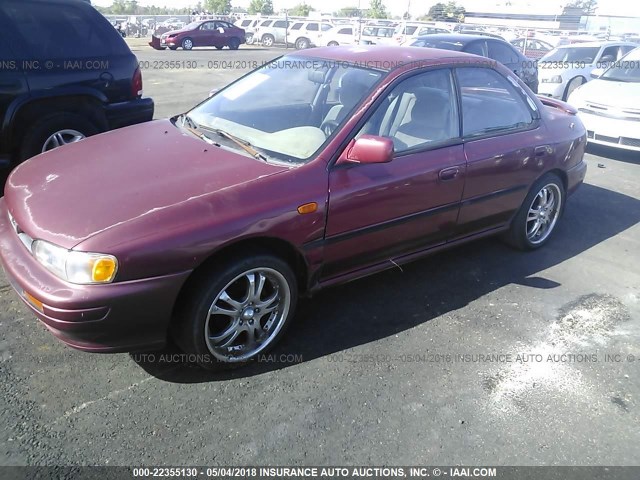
<box><xmin>322</xmin><ymin>68</ymin><xmax>467</xmax><ymax>279</ymax></box>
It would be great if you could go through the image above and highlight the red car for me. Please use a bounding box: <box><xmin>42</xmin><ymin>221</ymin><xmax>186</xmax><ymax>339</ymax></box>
<box><xmin>0</xmin><ymin>47</ymin><xmax>587</xmax><ymax>369</ymax></box>
<box><xmin>150</xmin><ymin>19</ymin><xmax>245</xmax><ymax>50</ymax></box>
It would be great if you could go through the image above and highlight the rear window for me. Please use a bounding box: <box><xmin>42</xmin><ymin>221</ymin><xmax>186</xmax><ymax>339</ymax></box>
<box><xmin>2</xmin><ymin>2</ymin><xmax>123</xmax><ymax>59</ymax></box>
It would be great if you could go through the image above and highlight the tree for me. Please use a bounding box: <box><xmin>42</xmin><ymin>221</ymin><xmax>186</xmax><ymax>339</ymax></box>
<box><xmin>248</xmin><ymin>0</ymin><xmax>274</xmax><ymax>15</ymax></box>
<box><xmin>424</xmin><ymin>1</ymin><xmax>465</xmax><ymax>22</ymax></box>
<box><xmin>564</xmin><ymin>0</ymin><xmax>598</xmax><ymax>14</ymax></box>
<box><xmin>403</xmin><ymin>11</ymin><xmax>411</xmax><ymax>20</ymax></box>
<box><xmin>367</xmin><ymin>0</ymin><xmax>388</xmax><ymax>19</ymax></box>
<box><xmin>337</xmin><ymin>6</ymin><xmax>361</xmax><ymax>17</ymax></box>
<box><xmin>289</xmin><ymin>3</ymin><xmax>315</xmax><ymax>16</ymax></box>
<box><xmin>205</xmin><ymin>0</ymin><xmax>231</xmax><ymax>14</ymax></box>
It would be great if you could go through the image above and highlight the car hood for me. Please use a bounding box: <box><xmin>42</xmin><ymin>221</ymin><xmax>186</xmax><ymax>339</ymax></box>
<box><xmin>571</xmin><ymin>78</ymin><xmax>640</xmax><ymax>109</ymax></box>
<box><xmin>5</xmin><ymin>120</ymin><xmax>289</xmax><ymax>249</ymax></box>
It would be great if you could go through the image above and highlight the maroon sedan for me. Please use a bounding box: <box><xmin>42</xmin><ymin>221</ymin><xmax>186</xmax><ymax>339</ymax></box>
<box><xmin>155</xmin><ymin>20</ymin><xmax>245</xmax><ymax>50</ymax></box>
<box><xmin>0</xmin><ymin>47</ymin><xmax>587</xmax><ymax>369</ymax></box>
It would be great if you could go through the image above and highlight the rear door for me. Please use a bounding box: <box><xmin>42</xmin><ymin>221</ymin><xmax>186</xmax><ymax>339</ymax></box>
<box><xmin>454</xmin><ymin>66</ymin><xmax>542</xmax><ymax>237</ymax></box>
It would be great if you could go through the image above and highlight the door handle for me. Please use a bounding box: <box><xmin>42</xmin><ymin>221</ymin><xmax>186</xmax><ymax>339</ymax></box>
<box><xmin>439</xmin><ymin>167</ymin><xmax>460</xmax><ymax>181</ymax></box>
<box><xmin>535</xmin><ymin>145</ymin><xmax>550</xmax><ymax>157</ymax></box>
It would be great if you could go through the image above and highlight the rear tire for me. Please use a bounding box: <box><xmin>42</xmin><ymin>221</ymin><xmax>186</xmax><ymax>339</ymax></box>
<box><xmin>328</xmin><ymin>41</ymin><xmax>339</xmax><ymax>46</ymax></box>
<box><xmin>19</xmin><ymin>112</ymin><xmax>98</xmax><ymax>161</ymax></box>
<box><xmin>172</xmin><ymin>253</ymin><xmax>298</xmax><ymax>371</ymax></box>
<box><xmin>262</xmin><ymin>34</ymin><xmax>274</xmax><ymax>47</ymax></box>
<box><xmin>295</xmin><ymin>37</ymin><xmax>310</xmax><ymax>49</ymax></box>
<box><xmin>503</xmin><ymin>173</ymin><xmax>565</xmax><ymax>250</ymax></box>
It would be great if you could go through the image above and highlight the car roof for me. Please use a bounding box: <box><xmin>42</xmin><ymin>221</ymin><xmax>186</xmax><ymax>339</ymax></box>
<box><xmin>556</xmin><ymin>41</ymin><xmax>636</xmax><ymax>48</ymax></box>
<box><xmin>288</xmin><ymin>45</ymin><xmax>487</xmax><ymax>71</ymax></box>
<box><xmin>413</xmin><ymin>33</ymin><xmax>507</xmax><ymax>43</ymax></box>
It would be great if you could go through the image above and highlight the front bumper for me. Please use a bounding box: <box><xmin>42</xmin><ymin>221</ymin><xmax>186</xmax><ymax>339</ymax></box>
<box><xmin>577</xmin><ymin>111</ymin><xmax>640</xmax><ymax>152</ymax></box>
<box><xmin>0</xmin><ymin>199</ymin><xmax>191</xmax><ymax>353</ymax></box>
<box><xmin>104</xmin><ymin>97</ymin><xmax>154</xmax><ymax>130</ymax></box>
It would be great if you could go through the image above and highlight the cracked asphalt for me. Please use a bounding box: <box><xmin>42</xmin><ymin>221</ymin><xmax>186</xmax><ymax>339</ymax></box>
<box><xmin>0</xmin><ymin>43</ymin><xmax>639</xmax><ymax>467</ymax></box>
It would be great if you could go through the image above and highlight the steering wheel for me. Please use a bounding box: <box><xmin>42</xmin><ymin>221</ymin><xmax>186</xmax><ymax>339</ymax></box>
<box><xmin>320</xmin><ymin>120</ymin><xmax>340</xmax><ymax>137</ymax></box>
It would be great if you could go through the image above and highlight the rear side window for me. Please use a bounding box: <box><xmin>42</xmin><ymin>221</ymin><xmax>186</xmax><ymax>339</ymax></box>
<box><xmin>2</xmin><ymin>2</ymin><xmax>121</xmax><ymax>59</ymax></box>
<box><xmin>405</xmin><ymin>26</ymin><xmax>418</xmax><ymax>35</ymax></box>
<box><xmin>487</xmin><ymin>41</ymin><xmax>519</xmax><ymax>64</ymax></box>
<box><xmin>464</xmin><ymin>41</ymin><xmax>487</xmax><ymax>56</ymax></box>
<box><xmin>321</xmin><ymin>24</ymin><xmax>332</xmax><ymax>31</ymax></box>
<box><xmin>456</xmin><ymin>68</ymin><xmax>534</xmax><ymax>137</ymax></box>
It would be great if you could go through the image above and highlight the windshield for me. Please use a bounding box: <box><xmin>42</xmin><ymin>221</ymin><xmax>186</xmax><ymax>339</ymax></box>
<box><xmin>601</xmin><ymin>47</ymin><xmax>640</xmax><ymax>82</ymax></box>
<box><xmin>188</xmin><ymin>58</ymin><xmax>382</xmax><ymax>163</ymax></box>
<box><xmin>541</xmin><ymin>47</ymin><xmax>600</xmax><ymax>63</ymax></box>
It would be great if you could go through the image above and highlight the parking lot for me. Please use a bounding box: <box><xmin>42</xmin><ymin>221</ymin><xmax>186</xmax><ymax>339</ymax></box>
<box><xmin>1</xmin><ymin>41</ymin><xmax>639</xmax><ymax>467</ymax></box>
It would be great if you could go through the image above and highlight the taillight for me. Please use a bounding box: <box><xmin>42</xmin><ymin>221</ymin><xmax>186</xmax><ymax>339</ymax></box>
<box><xmin>131</xmin><ymin>66</ymin><xmax>143</xmax><ymax>98</ymax></box>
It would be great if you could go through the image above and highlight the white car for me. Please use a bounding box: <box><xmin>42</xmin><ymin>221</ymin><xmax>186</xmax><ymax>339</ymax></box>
<box><xmin>288</xmin><ymin>20</ymin><xmax>333</xmax><ymax>49</ymax></box>
<box><xmin>323</xmin><ymin>25</ymin><xmax>358</xmax><ymax>46</ymax></box>
<box><xmin>360</xmin><ymin>25</ymin><xmax>395</xmax><ymax>45</ymax></box>
<box><xmin>568</xmin><ymin>47</ymin><xmax>640</xmax><ymax>152</ymax></box>
<box><xmin>391</xmin><ymin>21</ymin><xmax>448</xmax><ymax>45</ymax></box>
<box><xmin>538</xmin><ymin>41</ymin><xmax>636</xmax><ymax>100</ymax></box>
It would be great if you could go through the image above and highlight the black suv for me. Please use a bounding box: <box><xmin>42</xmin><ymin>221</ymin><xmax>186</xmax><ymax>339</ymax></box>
<box><xmin>0</xmin><ymin>0</ymin><xmax>154</xmax><ymax>165</ymax></box>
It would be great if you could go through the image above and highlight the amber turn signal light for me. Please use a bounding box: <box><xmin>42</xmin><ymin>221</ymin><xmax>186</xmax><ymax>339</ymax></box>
<box><xmin>297</xmin><ymin>202</ymin><xmax>318</xmax><ymax>215</ymax></box>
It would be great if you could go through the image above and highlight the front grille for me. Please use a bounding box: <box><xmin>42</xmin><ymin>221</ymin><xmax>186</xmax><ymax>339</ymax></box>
<box><xmin>595</xmin><ymin>134</ymin><xmax>619</xmax><ymax>144</ymax></box>
<box><xmin>620</xmin><ymin>137</ymin><xmax>640</xmax><ymax>147</ymax></box>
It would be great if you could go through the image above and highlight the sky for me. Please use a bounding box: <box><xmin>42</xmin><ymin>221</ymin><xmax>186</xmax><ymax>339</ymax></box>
<box><xmin>91</xmin><ymin>0</ymin><xmax>640</xmax><ymax>19</ymax></box>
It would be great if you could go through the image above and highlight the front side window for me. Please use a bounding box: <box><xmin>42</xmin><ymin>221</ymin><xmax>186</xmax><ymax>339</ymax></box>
<box><xmin>189</xmin><ymin>59</ymin><xmax>382</xmax><ymax>162</ymax></box>
<box><xmin>338</xmin><ymin>28</ymin><xmax>352</xmax><ymax>35</ymax></box>
<box><xmin>541</xmin><ymin>47</ymin><xmax>600</xmax><ymax>63</ymax></box>
<box><xmin>464</xmin><ymin>41</ymin><xmax>487</xmax><ymax>57</ymax></box>
<box><xmin>307</xmin><ymin>23</ymin><xmax>319</xmax><ymax>31</ymax></box>
<box><xmin>356</xmin><ymin>69</ymin><xmax>460</xmax><ymax>153</ymax></box>
<box><xmin>456</xmin><ymin>67</ymin><xmax>534</xmax><ymax>137</ymax></box>
<box><xmin>291</xmin><ymin>23</ymin><xmax>303</xmax><ymax>31</ymax></box>
<box><xmin>273</xmin><ymin>21</ymin><xmax>288</xmax><ymax>28</ymax></box>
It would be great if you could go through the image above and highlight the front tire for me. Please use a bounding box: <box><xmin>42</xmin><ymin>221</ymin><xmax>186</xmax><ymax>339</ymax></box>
<box><xmin>228</xmin><ymin>37</ymin><xmax>241</xmax><ymax>50</ymax></box>
<box><xmin>181</xmin><ymin>37</ymin><xmax>194</xmax><ymax>50</ymax></box>
<box><xmin>328</xmin><ymin>41</ymin><xmax>339</xmax><ymax>46</ymax></box>
<box><xmin>20</xmin><ymin>112</ymin><xmax>97</xmax><ymax>161</ymax></box>
<box><xmin>173</xmin><ymin>253</ymin><xmax>298</xmax><ymax>370</ymax></box>
<box><xmin>504</xmin><ymin>173</ymin><xmax>565</xmax><ymax>250</ymax></box>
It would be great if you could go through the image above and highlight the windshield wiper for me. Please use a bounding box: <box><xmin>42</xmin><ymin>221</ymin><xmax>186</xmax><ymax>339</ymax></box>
<box><xmin>179</xmin><ymin>113</ymin><xmax>198</xmax><ymax>129</ymax></box>
<box><xmin>213</xmin><ymin>129</ymin><xmax>268</xmax><ymax>162</ymax></box>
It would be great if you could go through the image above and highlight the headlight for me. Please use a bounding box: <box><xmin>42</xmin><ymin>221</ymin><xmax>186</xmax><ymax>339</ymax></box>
<box><xmin>542</xmin><ymin>75</ymin><xmax>563</xmax><ymax>83</ymax></box>
<box><xmin>31</xmin><ymin>240</ymin><xmax>118</xmax><ymax>284</ymax></box>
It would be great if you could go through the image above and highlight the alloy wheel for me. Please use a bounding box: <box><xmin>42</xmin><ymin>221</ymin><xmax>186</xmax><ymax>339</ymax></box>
<box><xmin>42</xmin><ymin>129</ymin><xmax>85</xmax><ymax>152</ymax></box>
<box><xmin>204</xmin><ymin>268</ymin><xmax>291</xmax><ymax>362</ymax></box>
<box><xmin>526</xmin><ymin>183</ymin><xmax>562</xmax><ymax>245</ymax></box>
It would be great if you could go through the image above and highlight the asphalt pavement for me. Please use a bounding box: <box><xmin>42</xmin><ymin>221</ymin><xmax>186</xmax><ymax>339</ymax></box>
<box><xmin>0</xmin><ymin>41</ymin><xmax>639</xmax><ymax>467</ymax></box>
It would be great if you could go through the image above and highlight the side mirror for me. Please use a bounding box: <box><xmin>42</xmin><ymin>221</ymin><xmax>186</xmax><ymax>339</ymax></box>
<box><xmin>208</xmin><ymin>88</ymin><xmax>219</xmax><ymax>97</ymax></box>
<box><xmin>337</xmin><ymin>135</ymin><xmax>394</xmax><ymax>166</ymax></box>
<box><xmin>590</xmin><ymin>67</ymin><xmax>604</xmax><ymax>79</ymax></box>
